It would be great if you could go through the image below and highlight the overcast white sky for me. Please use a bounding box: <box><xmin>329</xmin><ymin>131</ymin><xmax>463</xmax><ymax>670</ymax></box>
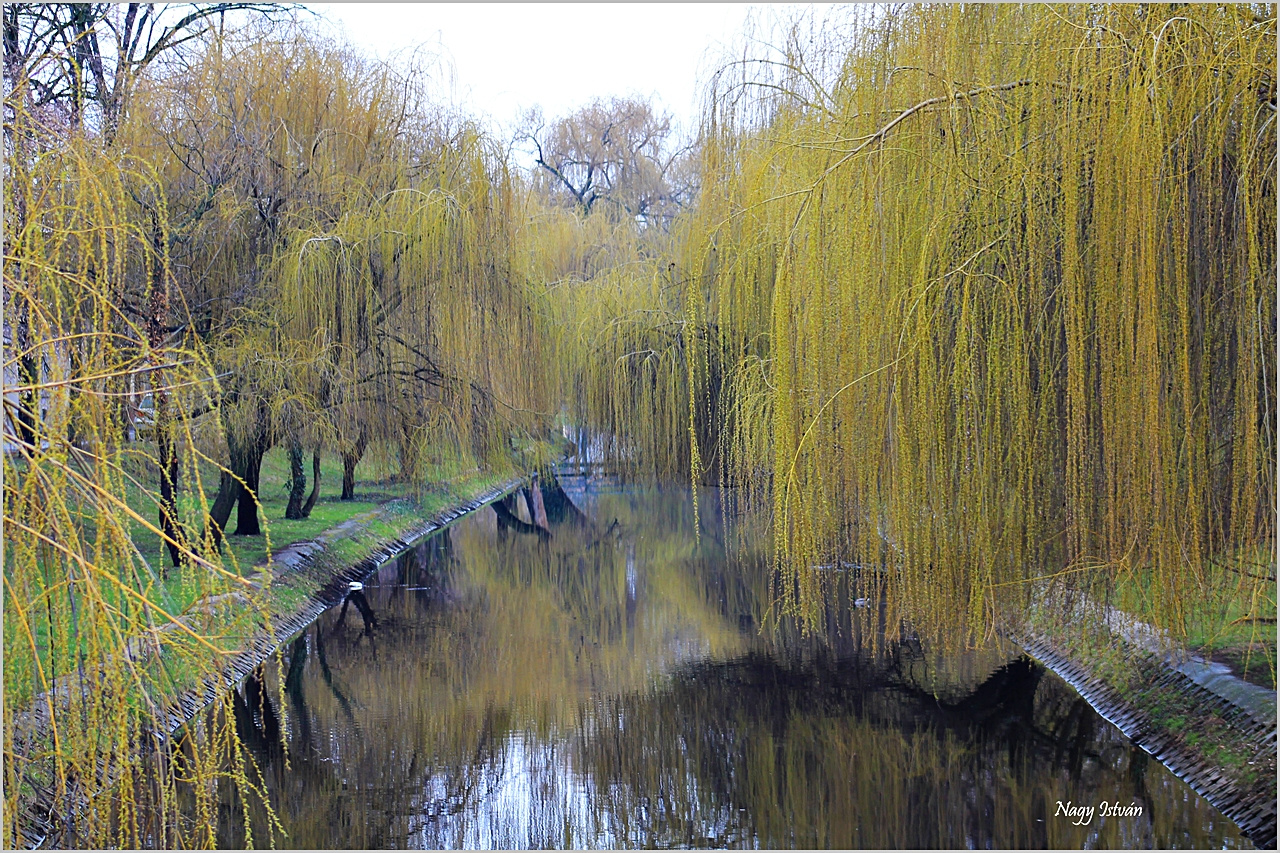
<box><xmin>305</xmin><ymin>3</ymin><xmax>828</xmax><ymax>142</ymax></box>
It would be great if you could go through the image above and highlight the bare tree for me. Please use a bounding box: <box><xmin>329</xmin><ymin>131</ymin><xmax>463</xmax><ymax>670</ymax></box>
<box><xmin>523</xmin><ymin>97</ymin><xmax>696</xmax><ymax>227</ymax></box>
<box><xmin>3</xmin><ymin>3</ymin><xmax>291</xmax><ymax>140</ymax></box>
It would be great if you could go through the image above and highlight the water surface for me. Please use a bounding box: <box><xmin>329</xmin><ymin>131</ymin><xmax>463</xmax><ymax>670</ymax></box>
<box><xmin>220</xmin><ymin>479</ymin><xmax>1249</xmax><ymax>848</ymax></box>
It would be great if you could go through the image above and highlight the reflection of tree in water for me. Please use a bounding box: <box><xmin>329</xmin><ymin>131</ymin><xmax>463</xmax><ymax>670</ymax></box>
<box><xmin>564</xmin><ymin>649</ymin><xmax>1237</xmax><ymax>849</ymax></box>
<box><xmin>192</xmin><ymin>486</ymin><xmax>1243</xmax><ymax>850</ymax></box>
<box><xmin>215</xmin><ymin>627</ymin><xmax>521</xmax><ymax>848</ymax></box>
<box><xmin>201</xmin><ymin>488</ymin><xmax>755</xmax><ymax>847</ymax></box>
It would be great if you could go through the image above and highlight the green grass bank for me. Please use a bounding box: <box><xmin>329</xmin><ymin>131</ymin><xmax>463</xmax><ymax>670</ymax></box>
<box><xmin>1014</xmin><ymin>588</ymin><xmax>1277</xmax><ymax>848</ymax></box>
<box><xmin>8</xmin><ymin>442</ymin><xmax>531</xmax><ymax>847</ymax></box>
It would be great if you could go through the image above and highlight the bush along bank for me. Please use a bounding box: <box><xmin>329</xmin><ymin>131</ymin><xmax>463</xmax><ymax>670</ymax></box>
<box><xmin>1013</xmin><ymin>588</ymin><xmax>1277</xmax><ymax>848</ymax></box>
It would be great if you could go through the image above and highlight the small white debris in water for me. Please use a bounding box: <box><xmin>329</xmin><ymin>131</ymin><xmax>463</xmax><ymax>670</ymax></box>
<box><xmin>854</xmin><ymin>597</ymin><xmax>870</xmax><ymax>608</ymax></box>
<box><xmin>348</xmin><ymin>581</ymin><xmax>363</xmax><ymax>591</ymax></box>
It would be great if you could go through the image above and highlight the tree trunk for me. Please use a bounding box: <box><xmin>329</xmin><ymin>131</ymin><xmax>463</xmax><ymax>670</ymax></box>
<box><xmin>155</xmin><ymin>395</ymin><xmax>183</xmax><ymax>568</ymax></box>
<box><xmin>341</xmin><ymin>430</ymin><xmax>368</xmax><ymax>501</ymax></box>
<box><xmin>205</xmin><ymin>415</ymin><xmax>255</xmax><ymax>547</ymax></box>
<box><xmin>232</xmin><ymin>409</ymin><xmax>271</xmax><ymax>536</ymax></box>
<box><xmin>341</xmin><ymin>453</ymin><xmax>357</xmax><ymax>501</ymax></box>
<box><xmin>148</xmin><ymin>214</ymin><xmax>185</xmax><ymax>569</ymax></box>
<box><xmin>6</xmin><ymin>73</ymin><xmax>36</xmax><ymax>452</ymax></box>
<box><xmin>65</xmin><ymin>344</ymin><xmax>82</xmax><ymax>448</ymax></box>
<box><xmin>15</xmin><ymin>350</ymin><xmax>38</xmax><ymax>449</ymax></box>
<box><xmin>205</xmin><ymin>467</ymin><xmax>239</xmax><ymax>549</ymax></box>
<box><xmin>120</xmin><ymin>391</ymin><xmax>135</xmax><ymax>443</ymax></box>
<box><xmin>284</xmin><ymin>439</ymin><xmax>306</xmax><ymax>519</ymax></box>
<box><xmin>232</xmin><ymin>440</ymin><xmax>266</xmax><ymax>536</ymax></box>
<box><xmin>14</xmin><ymin>300</ymin><xmax>38</xmax><ymax>449</ymax></box>
<box><xmin>300</xmin><ymin>449</ymin><xmax>322</xmax><ymax>517</ymax></box>
<box><xmin>396</xmin><ymin>431</ymin><xmax>418</xmax><ymax>484</ymax></box>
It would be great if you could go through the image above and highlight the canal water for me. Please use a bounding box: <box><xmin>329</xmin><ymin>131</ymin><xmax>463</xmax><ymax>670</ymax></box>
<box><xmin>217</xmin><ymin>478</ymin><xmax>1249</xmax><ymax>848</ymax></box>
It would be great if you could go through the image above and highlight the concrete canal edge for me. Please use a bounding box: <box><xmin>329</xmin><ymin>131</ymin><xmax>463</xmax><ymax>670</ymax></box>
<box><xmin>1011</xmin><ymin>625</ymin><xmax>1277</xmax><ymax>848</ymax></box>
<box><xmin>158</xmin><ymin>475</ymin><xmax>527</xmax><ymax>734</ymax></box>
<box><xmin>14</xmin><ymin>476</ymin><xmax>525</xmax><ymax>847</ymax></box>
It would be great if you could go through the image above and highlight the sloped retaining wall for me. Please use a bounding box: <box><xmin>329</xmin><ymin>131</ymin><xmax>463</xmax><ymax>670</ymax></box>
<box><xmin>15</xmin><ymin>476</ymin><xmax>524</xmax><ymax>847</ymax></box>
<box><xmin>1013</xmin><ymin>629</ymin><xmax>1277</xmax><ymax>848</ymax></box>
<box><xmin>158</xmin><ymin>476</ymin><xmax>524</xmax><ymax>734</ymax></box>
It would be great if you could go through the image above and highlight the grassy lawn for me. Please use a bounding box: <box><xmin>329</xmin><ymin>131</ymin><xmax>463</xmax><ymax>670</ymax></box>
<box><xmin>1112</xmin><ymin>551</ymin><xmax>1277</xmax><ymax>689</ymax></box>
<box><xmin>5</xmin><ymin>437</ymin><xmax>521</xmax><ymax>711</ymax></box>
<box><xmin>125</xmin><ymin>443</ymin><xmax>409</xmax><ymax>574</ymax></box>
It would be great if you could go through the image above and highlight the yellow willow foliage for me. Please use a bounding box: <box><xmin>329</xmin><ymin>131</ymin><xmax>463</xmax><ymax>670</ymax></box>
<box><xmin>211</xmin><ymin>316</ymin><xmax>341</xmax><ymax>454</ymax></box>
<box><xmin>115</xmin><ymin>22</ymin><xmax>448</xmax><ymax>363</ymax></box>
<box><xmin>545</xmin><ymin>220</ymin><xmax>719</xmax><ymax>481</ymax></box>
<box><xmin>3</xmin><ymin>130</ymin><xmax>276</xmax><ymax>847</ymax></box>
<box><xmin>673</xmin><ymin>5</ymin><xmax>1276</xmax><ymax>643</ymax></box>
<box><xmin>274</xmin><ymin>128</ymin><xmax>556</xmax><ymax>470</ymax></box>
<box><xmin>519</xmin><ymin>200</ymin><xmax>659</xmax><ymax>288</ymax></box>
<box><xmin>119</xmin><ymin>23</ymin><xmax>552</xmax><ymax>473</ymax></box>
<box><xmin>117</xmin><ymin>24</ymin><xmax>431</xmax><ymax>358</ymax></box>
<box><xmin>523</xmin><ymin>166</ymin><xmax>724</xmax><ymax>482</ymax></box>
<box><xmin>124</xmin><ymin>25</ymin><xmax>425</xmax><ymax>230</ymax></box>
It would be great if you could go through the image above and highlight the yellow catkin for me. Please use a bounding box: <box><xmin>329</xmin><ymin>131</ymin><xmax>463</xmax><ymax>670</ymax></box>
<box><xmin>3</xmin><ymin>129</ymin><xmax>279</xmax><ymax>845</ymax></box>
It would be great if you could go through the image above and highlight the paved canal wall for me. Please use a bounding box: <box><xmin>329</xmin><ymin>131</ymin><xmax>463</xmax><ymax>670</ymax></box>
<box><xmin>1012</xmin><ymin>609</ymin><xmax>1277</xmax><ymax>849</ymax></box>
<box><xmin>14</xmin><ymin>476</ymin><xmax>526</xmax><ymax>847</ymax></box>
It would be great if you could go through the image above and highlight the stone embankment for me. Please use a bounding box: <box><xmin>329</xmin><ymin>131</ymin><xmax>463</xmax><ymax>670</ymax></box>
<box><xmin>1013</xmin><ymin>590</ymin><xmax>1277</xmax><ymax>849</ymax></box>
<box><xmin>14</xmin><ymin>476</ymin><xmax>524</xmax><ymax>847</ymax></box>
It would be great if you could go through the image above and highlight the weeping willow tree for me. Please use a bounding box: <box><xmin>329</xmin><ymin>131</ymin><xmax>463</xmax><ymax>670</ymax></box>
<box><xmin>126</xmin><ymin>23</ymin><xmax>561</xmax><ymax>504</ymax></box>
<box><xmin>549</xmin><ymin>260</ymin><xmax>705</xmax><ymax>480</ymax></box>
<box><xmin>2</xmin><ymin>112</ymin><xmax>280</xmax><ymax>846</ymax></box>
<box><xmin>534</xmin><ymin>174</ymin><xmax>721</xmax><ymax>486</ymax></box>
<box><xmin>273</xmin><ymin>124</ymin><xmax>559</xmax><ymax>486</ymax></box>
<box><xmin>110</xmin><ymin>25</ymin><xmax>398</xmax><ymax>532</ymax></box>
<box><xmin>641</xmin><ymin>4</ymin><xmax>1277</xmax><ymax>645</ymax></box>
<box><xmin>3</xmin><ymin>16</ymin><xmax>566</xmax><ymax>846</ymax></box>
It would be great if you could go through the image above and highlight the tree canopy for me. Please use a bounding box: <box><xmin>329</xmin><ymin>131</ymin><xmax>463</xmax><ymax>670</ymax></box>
<box><xmin>3</xmin><ymin>4</ymin><xmax>1275</xmax><ymax>847</ymax></box>
<box><xmin>525</xmin><ymin>97</ymin><xmax>696</xmax><ymax>228</ymax></box>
